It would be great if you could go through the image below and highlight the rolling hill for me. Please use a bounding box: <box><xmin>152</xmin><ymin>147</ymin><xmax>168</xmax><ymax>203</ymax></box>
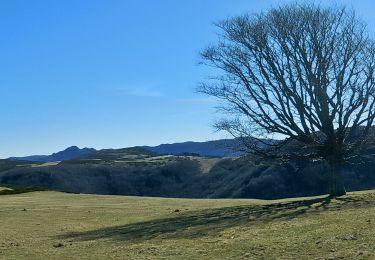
<box><xmin>1</xmin><ymin>145</ymin><xmax>375</xmax><ymax>199</ymax></box>
<box><xmin>2</xmin><ymin>137</ymin><xmax>375</xmax><ymax>200</ymax></box>
<box><xmin>142</xmin><ymin>138</ymin><xmax>245</xmax><ymax>156</ymax></box>
<box><xmin>6</xmin><ymin>138</ymin><xmax>250</xmax><ymax>163</ymax></box>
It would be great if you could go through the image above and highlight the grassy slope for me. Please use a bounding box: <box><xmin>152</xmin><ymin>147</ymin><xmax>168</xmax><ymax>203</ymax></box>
<box><xmin>0</xmin><ymin>191</ymin><xmax>374</xmax><ymax>259</ymax></box>
<box><xmin>0</xmin><ymin>159</ymin><xmax>42</xmax><ymax>172</ymax></box>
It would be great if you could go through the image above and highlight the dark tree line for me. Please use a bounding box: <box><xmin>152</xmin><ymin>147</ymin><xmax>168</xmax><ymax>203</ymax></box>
<box><xmin>199</xmin><ymin>4</ymin><xmax>375</xmax><ymax>196</ymax></box>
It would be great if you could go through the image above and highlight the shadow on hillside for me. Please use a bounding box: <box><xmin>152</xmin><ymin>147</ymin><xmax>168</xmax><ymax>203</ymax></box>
<box><xmin>60</xmin><ymin>195</ymin><xmax>373</xmax><ymax>242</ymax></box>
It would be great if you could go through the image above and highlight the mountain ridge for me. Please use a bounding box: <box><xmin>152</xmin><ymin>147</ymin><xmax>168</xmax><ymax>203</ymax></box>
<box><xmin>9</xmin><ymin>146</ymin><xmax>96</xmax><ymax>162</ymax></box>
<box><xmin>142</xmin><ymin>138</ymin><xmax>245</xmax><ymax>157</ymax></box>
<box><xmin>8</xmin><ymin>139</ymin><xmax>245</xmax><ymax>162</ymax></box>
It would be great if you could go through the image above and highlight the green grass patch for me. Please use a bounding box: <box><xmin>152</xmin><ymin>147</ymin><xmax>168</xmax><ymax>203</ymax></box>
<box><xmin>0</xmin><ymin>190</ymin><xmax>374</xmax><ymax>259</ymax></box>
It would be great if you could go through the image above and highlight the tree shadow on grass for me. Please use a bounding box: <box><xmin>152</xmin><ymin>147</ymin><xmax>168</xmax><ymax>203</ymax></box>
<box><xmin>59</xmin><ymin>195</ymin><xmax>373</xmax><ymax>242</ymax></box>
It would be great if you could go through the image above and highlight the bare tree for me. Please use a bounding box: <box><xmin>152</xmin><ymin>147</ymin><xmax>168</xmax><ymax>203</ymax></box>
<box><xmin>199</xmin><ymin>4</ymin><xmax>375</xmax><ymax>196</ymax></box>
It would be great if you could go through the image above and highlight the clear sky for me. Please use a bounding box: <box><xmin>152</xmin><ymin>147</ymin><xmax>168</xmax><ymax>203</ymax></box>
<box><xmin>1</xmin><ymin>0</ymin><xmax>375</xmax><ymax>158</ymax></box>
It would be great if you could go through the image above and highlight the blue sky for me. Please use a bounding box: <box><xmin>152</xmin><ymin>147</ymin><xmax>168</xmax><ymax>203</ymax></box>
<box><xmin>1</xmin><ymin>0</ymin><xmax>375</xmax><ymax>158</ymax></box>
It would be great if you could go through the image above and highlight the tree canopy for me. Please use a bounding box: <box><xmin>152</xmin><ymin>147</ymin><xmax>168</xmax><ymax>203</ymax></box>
<box><xmin>199</xmin><ymin>4</ymin><xmax>375</xmax><ymax>196</ymax></box>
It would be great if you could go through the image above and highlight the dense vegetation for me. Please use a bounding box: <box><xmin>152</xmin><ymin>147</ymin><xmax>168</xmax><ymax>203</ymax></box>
<box><xmin>1</xmin><ymin>147</ymin><xmax>375</xmax><ymax>199</ymax></box>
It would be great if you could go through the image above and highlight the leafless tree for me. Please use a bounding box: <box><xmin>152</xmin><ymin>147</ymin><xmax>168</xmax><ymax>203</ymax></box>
<box><xmin>199</xmin><ymin>4</ymin><xmax>375</xmax><ymax>196</ymax></box>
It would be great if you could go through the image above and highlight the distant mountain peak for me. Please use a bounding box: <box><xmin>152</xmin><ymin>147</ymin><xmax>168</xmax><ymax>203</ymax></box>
<box><xmin>9</xmin><ymin>146</ymin><xmax>96</xmax><ymax>162</ymax></box>
<box><xmin>65</xmin><ymin>146</ymin><xmax>80</xmax><ymax>150</ymax></box>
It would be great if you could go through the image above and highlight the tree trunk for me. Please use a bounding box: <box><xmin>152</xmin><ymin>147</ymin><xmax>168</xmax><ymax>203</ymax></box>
<box><xmin>328</xmin><ymin>160</ymin><xmax>346</xmax><ymax>197</ymax></box>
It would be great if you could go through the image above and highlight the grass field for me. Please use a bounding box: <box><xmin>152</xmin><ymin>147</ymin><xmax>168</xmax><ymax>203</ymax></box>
<box><xmin>0</xmin><ymin>190</ymin><xmax>375</xmax><ymax>259</ymax></box>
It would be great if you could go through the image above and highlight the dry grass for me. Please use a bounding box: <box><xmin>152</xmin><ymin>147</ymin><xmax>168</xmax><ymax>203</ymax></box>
<box><xmin>0</xmin><ymin>190</ymin><xmax>374</xmax><ymax>259</ymax></box>
<box><xmin>31</xmin><ymin>161</ymin><xmax>61</xmax><ymax>167</ymax></box>
<box><xmin>0</xmin><ymin>187</ymin><xmax>12</xmax><ymax>192</ymax></box>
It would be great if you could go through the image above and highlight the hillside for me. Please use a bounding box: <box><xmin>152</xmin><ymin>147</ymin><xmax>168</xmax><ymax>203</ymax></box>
<box><xmin>2</xmin><ymin>146</ymin><xmax>375</xmax><ymax>199</ymax></box>
<box><xmin>6</xmin><ymin>139</ymin><xmax>243</xmax><ymax>164</ymax></box>
<box><xmin>142</xmin><ymin>138</ymin><xmax>245</xmax><ymax>156</ymax></box>
<box><xmin>6</xmin><ymin>138</ymin><xmax>253</xmax><ymax>164</ymax></box>
<box><xmin>0</xmin><ymin>159</ymin><xmax>45</xmax><ymax>172</ymax></box>
<box><xmin>0</xmin><ymin>189</ymin><xmax>374</xmax><ymax>259</ymax></box>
